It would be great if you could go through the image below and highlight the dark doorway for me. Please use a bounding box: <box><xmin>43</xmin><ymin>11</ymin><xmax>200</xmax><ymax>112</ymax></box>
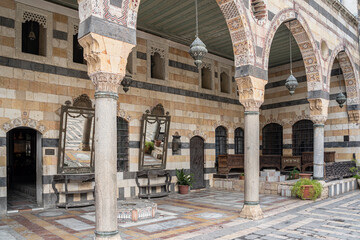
<box><xmin>7</xmin><ymin>127</ymin><xmax>41</xmax><ymax>210</ymax></box>
<box><xmin>190</xmin><ymin>136</ymin><xmax>205</xmax><ymax>189</ymax></box>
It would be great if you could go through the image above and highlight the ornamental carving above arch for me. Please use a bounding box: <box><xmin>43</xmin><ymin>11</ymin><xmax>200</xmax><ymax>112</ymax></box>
<box><xmin>188</xmin><ymin>130</ymin><xmax>207</xmax><ymax>142</ymax></box>
<box><xmin>2</xmin><ymin>112</ymin><xmax>46</xmax><ymax>133</ymax></box>
<box><xmin>117</xmin><ymin>108</ymin><xmax>132</xmax><ymax>122</ymax></box>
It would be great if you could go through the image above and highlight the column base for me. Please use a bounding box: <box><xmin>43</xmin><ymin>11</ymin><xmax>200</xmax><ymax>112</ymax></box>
<box><xmin>239</xmin><ymin>204</ymin><xmax>264</xmax><ymax>220</ymax></box>
<box><xmin>95</xmin><ymin>231</ymin><xmax>122</xmax><ymax>240</ymax></box>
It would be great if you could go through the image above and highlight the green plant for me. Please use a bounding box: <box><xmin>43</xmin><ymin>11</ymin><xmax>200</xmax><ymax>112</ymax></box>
<box><xmin>240</xmin><ymin>173</ymin><xmax>244</xmax><ymax>176</ymax></box>
<box><xmin>350</xmin><ymin>159</ymin><xmax>360</xmax><ymax>179</ymax></box>
<box><xmin>288</xmin><ymin>168</ymin><xmax>300</xmax><ymax>179</ymax></box>
<box><xmin>176</xmin><ymin>169</ymin><xmax>194</xmax><ymax>187</ymax></box>
<box><xmin>291</xmin><ymin>178</ymin><xmax>322</xmax><ymax>200</ymax></box>
<box><xmin>144</xmin><ymin>141</ymin><xmax>154</xmax><ymax>153</ymax></box>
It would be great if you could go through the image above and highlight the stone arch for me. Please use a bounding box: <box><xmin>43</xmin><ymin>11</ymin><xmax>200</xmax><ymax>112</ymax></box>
<box><xmin>188</xmin><ymin>130</ymin><xmax>207</xmax><ymax>142</ymax></box>
<box><xmin>327</xmin><ymin>45</ymin><xmax>360</xmax><ymax>106</ymax></box>
<box><xmin>263</xmin><ymin>8</ymin><xmax>323</xmax><ymax>92</ymax></box>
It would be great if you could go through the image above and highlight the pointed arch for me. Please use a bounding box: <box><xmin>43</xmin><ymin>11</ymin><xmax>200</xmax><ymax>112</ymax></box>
<box><xmin>327</xmin><ymin>45</ymin><xmax>360</xmax><ymax>106</ymax></box>
<box><xmin>263</xmin><ymin>9</ymin><xmax>323</xmax><ymax>92</ymax></box>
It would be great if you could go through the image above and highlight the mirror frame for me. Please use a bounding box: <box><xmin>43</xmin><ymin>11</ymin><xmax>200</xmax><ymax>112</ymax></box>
<box><xmin>57</xmin><ymin>94</ymin><xmax>95</xmax><ymax>174</ymax></box>
<box><xmin>139</xmin><ymin>104</ymin><xmax>171</xmax><ymax>171</ymax></box>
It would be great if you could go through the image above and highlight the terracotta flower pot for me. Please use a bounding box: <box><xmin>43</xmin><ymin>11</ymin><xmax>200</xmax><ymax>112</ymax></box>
<box><xmin>299</xmin><ymin>173</ymin><xmax>312</xmax><ymax>179</ymax></box>
<box><xmin>179</xmin><ymin>185</ymin><xmax>189</xmax><ymax>194</ymax></box>
<box><xmin>239</xmin><ymin>175</ymin><xmax>245</xmax><ymax>180</ymax></box>
<box><xmin>155</xmin><ymin>140</ymin><xmax>162</xmax><ymax>147</ymax></box>
<box><xmin>300</xmin><ymin>185</ymin><xmax>314</xmax><ymax>200</ymax></box>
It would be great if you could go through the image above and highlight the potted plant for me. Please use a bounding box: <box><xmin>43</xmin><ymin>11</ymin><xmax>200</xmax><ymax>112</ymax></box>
<box><xmin>299</xmin><ymin>173</ymin><xmax>312</xmax><ymax>179</ymax></box>
<box><xmin>176</xmin><ymin>169</ymin><xmax>194</xmax><ymax>194</ymax></box>
<box><xmin>239</xmin><ymin>173</ymin><xmax>245</xmax><ymax>180</ymax></box>
<box><xmin>291</xmin><ymin>178</ymin><xmax>322</xmax><ymax>200</ymax></box>
<box><xmin>288</xmin><ymin>168</ymin><xmax>300</xmax><ymax>180</ymax></box>
<box><xmin>144</xmin><ymin>141</ymin><xmax>154</xmax><ymax>154</ymax></box>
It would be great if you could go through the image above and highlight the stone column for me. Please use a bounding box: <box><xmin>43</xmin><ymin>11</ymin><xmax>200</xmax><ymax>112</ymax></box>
<box><xmin>236</xmin><ymin>76</ymin><xmax>266</xmax><ymax>220</ymax></box>
<box><xmin>309</xmin><ymin>98</ymin><xmax>329</xmax><ymax>180</ymax></box>
<box><xmin>78</xmin><ymin>33</ymin><xmax>134</xmax><ymax>240</ymax></box>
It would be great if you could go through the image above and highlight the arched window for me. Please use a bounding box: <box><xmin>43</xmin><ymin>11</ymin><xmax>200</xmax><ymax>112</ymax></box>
<box><xmin>292</xmin><ymin>120</ymin><xmax>313</xmax><ymax>156</ymax></box>
<box><xmin>220</xmin><ymin>72</ymin><xmax>230</xmax><ymax>93</ymax></box>
<box><xmin>117</xmin><ymin>117</ymin><xmax>129</xmax><ymax>171</ymax></box>
<box><xmin>22</xmin><ymin>20</ymin><xmax>46</xmax><ymax>56</ymax></box>
<box><xmin>201</xmin><ymin>67</ymin><xmax>212</xmax><ymax>89</ymax></box>
<box><xmin>262</xmin><ymin>123</ymin><xmax>283</xmax><ymax>155</ymax></box>
<box><xmin>234</xmin><ymin>127</ymin><xmax>244</xmax><ymax>154</ymax></box>
<box><xmin>215</xmin><ymin>126</ymin><xmax>227</xmax><ymax>163</ymax></box>
<box><xmin>151</xmin><ymin>52</ymin><xmax>165</xmax><ymax>80</ymax></box>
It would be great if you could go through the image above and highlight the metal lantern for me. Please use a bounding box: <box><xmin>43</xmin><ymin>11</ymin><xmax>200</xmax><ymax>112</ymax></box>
<box><xmin>285</xmin><ymin>74</ymin><xmax>298</xmax><ymax>95</ymax></box>
<box><xmin>285</xmin><ymin>21</ymin><xmax>298</xmax><ymax>95</ymax></box>
<box><xmin>336</xmin><ymin>92</ymin><xmax>346</xmax><ymax>108</ymax></box>
<box><xmin>189</xmin><ymin>0</ymin><xmax>207</xmax><ymax>68</ymax></box>
<box><xmin>189</xmin><ymin>37</ymin><xmax>208</xmax><ymax>68</ymax></box>
<box><xmin>28</xmin><ymin>22</ymin><xmax>36</xmax><ymax>41</ymax></box>
<box><xmin>121</xmin><ymin>74</ymin><xmax>132</xmax><ymax>93</ymax></box>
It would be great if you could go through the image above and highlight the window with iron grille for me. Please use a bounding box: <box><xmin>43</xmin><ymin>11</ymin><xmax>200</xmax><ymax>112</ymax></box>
<box><xmin>292</xmin><ymin>120</ymin><xmax>313</xmax><ymax>156</ymax></box>
<box><xmin>234</xmin><ymin>127</ymin><xmax>244</xmax><ymax>154</ymax></box>
<box><xmin>117</xmin><ymin>117</ymin><xmax>129</xmax><ymax>172</ymax></box>
<box><xmin>215</xmin><ymin>126</ymin><xmax>227</xmax><ymax>164</ymax></box>
<box><xmin>262</xmin><ymin>123</ymin><xmax>283</xmax><ymax>155</ymax></box>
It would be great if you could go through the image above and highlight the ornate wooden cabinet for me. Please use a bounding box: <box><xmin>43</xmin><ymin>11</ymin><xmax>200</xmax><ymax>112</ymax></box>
<box><xmin>281</xmin><ymin>156</ymin><xmax>301</xmax><ymax>171</ymax></box>
<box><xmin>218</xmin><ymin>154</ymin><xmax>244</xmax><ymax>174</ymax></box>
<box><xmin>301</xmin><ymin>152</ymin><xmax>336</xmax><ymax>172</ymax></box>
<box><xmin>260</xmin><ymin>155</ymin><xmax>282</xmax><ymax>170</ymax></box>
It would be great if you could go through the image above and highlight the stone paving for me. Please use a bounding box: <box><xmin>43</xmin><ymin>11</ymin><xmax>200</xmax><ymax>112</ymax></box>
<box><xmin>0</xmin><ymin>189</ymin><xmax>359</xmax><ymax>239</ymax></box>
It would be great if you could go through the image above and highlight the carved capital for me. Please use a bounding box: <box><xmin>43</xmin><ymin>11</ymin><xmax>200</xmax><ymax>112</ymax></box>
<box><xmin>236</xmin><ymin>76</ymin><xmax>267</xmax><ymax>111</ymax></box>
<box><xmin>309</xmin><ymin>98</ymin><xmax>329</xmax><ymax>124</ymax></box>
<box><xmin>348</xmin><ymin>110</ymin><xmax>360</xmax><ymax>123</ymax></box>
<box><xmin>90</xmin><ymin>72</ymin><xmax>123</xmax><ymax>93</ymax></box>
<box><xmin>78</xmin><ymin>32</ymin><xmax>134</xmax><ymax>83</ymax></box>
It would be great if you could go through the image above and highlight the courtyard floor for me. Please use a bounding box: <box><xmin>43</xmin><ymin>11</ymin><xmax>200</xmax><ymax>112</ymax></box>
<box><xmin>0</xmin><ymin>189</ymin><xmax>359</xmax><ymax>239</ymax></box>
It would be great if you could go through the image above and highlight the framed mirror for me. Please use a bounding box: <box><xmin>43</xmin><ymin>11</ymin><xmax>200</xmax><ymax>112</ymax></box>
<box><xmin>58</xmin><ymin>94</ymin><xmax>95</xmax><ymax>174</ymax></box>
<box><xmin>139</xmin><ymin>104</ymin><xmax>171</xmax><ymax>170</ymax></box>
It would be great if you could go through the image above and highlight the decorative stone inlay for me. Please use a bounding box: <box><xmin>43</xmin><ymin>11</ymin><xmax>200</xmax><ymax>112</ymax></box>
<box><xmin>250</xmin><ymin>0</ymin><xmax>267</xmax><ymax>25</ymax></box>
<box><xmin>117</xmin><ymin>108</ymin><xmax>132</xmax><ymax>122</ymax></box>
<box><xmin>188</xmin><ymin>130</ymin><xmax>207</xmax><ymax>141</ymax></box>
<box><xmin>2</xmin><ymin>116</ymin><xmax>46</xmax><ymax>133</ymax></box>
<box><xmin>117</xmin><ymin>200</ymin><xmax>157</xmax><ymax>222</ymax></box>
<box><xmin>348</xmin><ymin>110</ymin><xmax>360</xmax><ymax>123</ymax></box>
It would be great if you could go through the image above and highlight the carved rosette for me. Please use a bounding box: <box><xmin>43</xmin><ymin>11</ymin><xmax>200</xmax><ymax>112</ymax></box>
<box><xmin>90</xmin><ymin>72</ymin><xmax>123</xmax><ymax>93</ymax></box>
<box><xmin>236</xmin><ymin>76</ymin><xmax>267</xmax><ymax>112</ymax></box>
<box><xmin>309</xmin><ymin>98</ymin><xmax>329</xmax><ymax>125</ymax></box>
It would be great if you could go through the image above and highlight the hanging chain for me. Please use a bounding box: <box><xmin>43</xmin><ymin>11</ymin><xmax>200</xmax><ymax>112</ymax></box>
<box><xmin>195</xmin><ymin>0</ymin><xmax>199</xmax><ymax>37</ymax></box>
<box><xmin>289</xmin><ymin>21</ymin><xmax>293</xmax><ymax>75</ymax></box>
<box><xmin>338</xmin><ymin>67</ymin><xmax>342</xmax><ymax>91</ymax></box>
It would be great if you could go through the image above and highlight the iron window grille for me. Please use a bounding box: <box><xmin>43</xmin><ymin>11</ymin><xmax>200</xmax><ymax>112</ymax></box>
<box><xmin>234</xmin><ymin>127</ymin><xmax>244</xmax><ymax>154</ymax></box>
<box><xmin>262</xmin><ymin>123</ymin><xmax>283</xmax><ymax>155</ymax></box>
<box><xmin>292</xmin><ymin>120</ymin><xmax>314</xmax><ymax>156</ymax></box>
<box><xmin>117</xmin><ymin>117</ymin><xmax>129</xmax><ymax>172</ymax></box>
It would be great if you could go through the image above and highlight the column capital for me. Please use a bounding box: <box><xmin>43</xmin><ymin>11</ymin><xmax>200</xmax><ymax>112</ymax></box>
<box><xmin>78</xmin><ymin>32</ymin><xmax>134</xmax><ymax>93</ymax></box>
<box><xmin>236</xmin><ymin>76</ymin><xmax>267</xmax><ymax>112</ymax></box>
<box><xmin>309</xmin><ymin>98</ymin><xmax>329</xmax><ymax>125</ymax></box>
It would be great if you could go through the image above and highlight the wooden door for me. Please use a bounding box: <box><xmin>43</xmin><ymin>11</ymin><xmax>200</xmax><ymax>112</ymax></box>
<box><xmin>190</xmin><ymin>136</ymin><xmax>205</xmax><ymax>189</ymax></box>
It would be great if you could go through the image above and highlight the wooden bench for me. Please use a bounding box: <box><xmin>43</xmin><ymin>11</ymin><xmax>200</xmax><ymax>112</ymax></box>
<box><xmin>260</xmin><ymin>155</ymin><xmax>281</xmax><ymax>171</ymax></box>
<box><xmin>281</xmin><ymin>156</ymin><xmax>301</xmax><ymax>171</ymax></box>
<box><xmin>301</xmin><ymin>152</ymin><xmax>336</xmax><ymax>172</ymax></box>
<box><xmin>218</xmin><ymin>154</ymin><xmax>244</xmax><ymax>175</ymax></box>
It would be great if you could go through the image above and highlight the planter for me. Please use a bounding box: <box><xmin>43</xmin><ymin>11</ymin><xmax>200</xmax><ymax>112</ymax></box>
<box><xmin>239</xmin><ymin>175</ymin><xmax>245</xmax><ymax>180</ymax></box>
<box><xmin>155</xmin><ymin>140</ymin><xmax>162</xmax><ymax>147</ymax></box>
<box><xmin>299</xmin><ymin>173</ymin><xmax>312</xmax><ymax>179</ymax></box>
<box><xmin>289</xmin><ymin>173</ymin><xmax>299</xmax><ymax>179</ymax></box>
<box><xmin>300</xmin><ymin>185</ymin><xmax>314</xmax><ymax>200</ymax></box>
<box><xmin>178</xmin><ymin>185</ymin><xmax>190</xmax><ymax>194</ymax></box>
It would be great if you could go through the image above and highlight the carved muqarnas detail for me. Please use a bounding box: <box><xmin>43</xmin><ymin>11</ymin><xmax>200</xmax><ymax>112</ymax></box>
<box><xmin>348</xmin><ymin>110</ymin><xmax>360</xmax><ymax>123</ymax></box>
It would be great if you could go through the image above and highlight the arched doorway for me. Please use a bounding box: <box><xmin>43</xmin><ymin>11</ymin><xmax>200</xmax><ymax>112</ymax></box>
<box><xmin>6</xmin><ymin>127</ymin><xmax>42</xmax><ymax>210</ymax></box>
<box><xmin>190</xmin><ymin>136</ymin><xmax>205</xmax><ymax>189</ymax></box>
<box><xmin>292</xmin><ymin>120</ymin><xmax>314</xmax><ymax>156</ymax></box>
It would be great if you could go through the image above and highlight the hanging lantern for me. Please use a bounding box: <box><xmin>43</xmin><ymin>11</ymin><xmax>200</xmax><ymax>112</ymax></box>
<box><xmin>285</xmin><ymin>74</ymin><xmax>298</xmax><ymax>95</ymax></box>
<box><xmin>189</xmin><ymin>37</ymin><xmax>207</xmax><ymax>68</ymax></box>
<box><xmin>336</xmin><ymin>92</ymin><xmax>346</xmax><ymax>108</ymax></box>
<box><xmin>189</xmin><ymin>0</ymin><xmax>207</xmax><ymax>68</ymax></box>
<box><xmin>121</xmin><ymin>74</ymin><xmax>132</xmax><ymax>93</ymax></box>
<box><xmin>28</xmin><ymin>21</ymin><xmax>36</xmax><ymax>41</ymax></box>
<box><xmin>285</xmin><ymin>21</ymin><xmax>298</xmax><ymax>95</ymax></box>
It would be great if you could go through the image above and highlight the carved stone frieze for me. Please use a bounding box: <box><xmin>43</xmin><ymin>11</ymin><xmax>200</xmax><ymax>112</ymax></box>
<box><xmin>236</xmin><ymin>76</ymin><xmax>266</xmax><ymax>111</ymax></box>
<box><xmin>188</xmin><ymin>130</ymin><xmax>207</xmax><ymax>141</ymax></box>
<box><xmin>2</xmin><ymin>112</ymin><xmax>46</xmax><ymax>133</ymax></box>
